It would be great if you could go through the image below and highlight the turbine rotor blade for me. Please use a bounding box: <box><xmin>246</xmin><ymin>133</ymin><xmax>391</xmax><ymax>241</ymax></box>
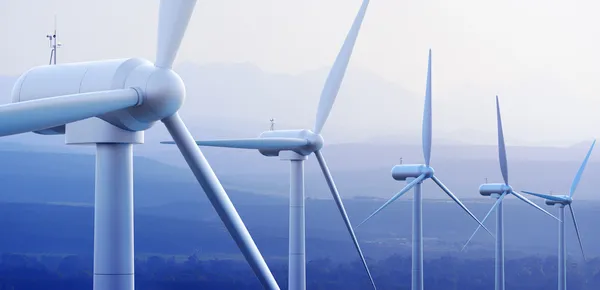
<box><xmin>155</xmin><ymin>0</ymin><xmax>198</xmax><ymax>68</ymax></box>
<box><xmin>422</xmin><ymin>49</ymin><xmax>432</xmax><ymax>166</ymax></box>
<box><xmin>162</xmin><ymin>138</ymin><xmax>309</xmax><ymax>151</ymax></box>
<box><xmin>357</xmin><ymin>174</ymin><xmax>426</xmax><ymax>227</ymax></box>
<box><xmin>462</xmin><ymin>191</ymin><xmax>506</xmax><ymax>251</ymax></box>
<box><xmin>314</xmin><ymin>150</ymin><xmax>376</xmax><ymax>289</ymax></box>
<box><xmin>161</xmin><ymin>113</ymin><xmax>280</xmax><ymax>290</ymax></box>
<box><xmin>496</xmin><ymin>96</ymin><xmax>509</xmax><ymax>185</ymax></box>
<box><xmin>431</xmin><ymin>176</ymin><xmax>493</xmax><ymax>236</ymax></box>
<box><xmin>521</xmin><ymin>191</ymin><xmax>565</xmax><ymax>202</ymax></box>
<box><xmin>313</xmin><ymin>0</ymin><xmax>370</xmax><ymax>134</ymax></box>
<box><xmin>511</xmin><ymin>191</ymin><xmax>559</xmax><ymax>221</ymax></box>
<box><xmin>569</xmin><ymin>139</ymin><xmax>596</xmax><ymax>197</ymax></box>
<box><xmin>568</xmin><ymin>204</ymin><xmax>586</xmax><ymax>261</ymax></box>
<box><xmin>0</xmin><ymin>89</ymin><xmax>140</xmax><ymax>137</ymax></box>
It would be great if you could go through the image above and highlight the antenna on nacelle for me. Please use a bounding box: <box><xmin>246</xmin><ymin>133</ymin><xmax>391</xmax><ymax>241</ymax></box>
<box><xmin>46</xmin><ymin>15</ymin><xmax>62</xmax><ymax>65</ymax></box>
<box><xmin>269</xmin><ymin>118</ymin><xmax>275</xmax><ymax>131</ymax></box>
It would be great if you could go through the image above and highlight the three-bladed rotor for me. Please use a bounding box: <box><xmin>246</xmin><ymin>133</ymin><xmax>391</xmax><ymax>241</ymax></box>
<box><xmin>462</xmin><ymin>96</ymin><xmax>560</xmax><ymax>251</ymax></box>
<box><xmin>521</xmin><ymin>139</ymin><xmax>596</xmax><ymax>260</ymax></box>
<box><xmin>163</xmin><ymin>1</ymin><xmax>377</xmax><ymax>288</ymax></box>
<box><xmin>356</xmin><ymin>50</ymin><xmax>491</xmax><ymax>237</ymax></box>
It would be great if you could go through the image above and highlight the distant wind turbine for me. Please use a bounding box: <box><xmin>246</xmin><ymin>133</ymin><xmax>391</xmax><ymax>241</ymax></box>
<box><xmin>462</xmin><ymin>95</ymin><xmax>560</xmax><ymax>290</ymax></box>
<box><xmin>356</xmin><ymin>50</ymin><xmax>492</xmax><ymax>290</ymax></box>
<box><xmin>521</xmin><ymin>139</ymin><xmax>595</xmax><ymax>290</ymax></box>
<box><xmin>162</xmin><ymin>1</ymin><xmax>375</xmax><ymax>290</ymax></box>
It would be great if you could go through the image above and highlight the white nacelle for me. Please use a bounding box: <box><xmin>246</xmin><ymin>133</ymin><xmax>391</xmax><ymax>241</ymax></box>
<box><xmin>391</xmin><ymin>164</ymin><xmax>434</xmax><ymax>181</ymax></box>
<box><xmin>10</xmin><ymin>58</ymin><xmax>185</xmax><ymax>134</ymax></box>
<box><xmin>258</xmin><ymin>129</ymin><xmax>323</xmax><ymax>157</ymax></box>
<box><xmin>545</xmin><ymin>195</ymin><xmax>570</xmax><ymax>206</ymax></box>
<box><xmin>479</xmin><ymin>183</ymin><xmax>512</xmax><ymax>196</ymax></box>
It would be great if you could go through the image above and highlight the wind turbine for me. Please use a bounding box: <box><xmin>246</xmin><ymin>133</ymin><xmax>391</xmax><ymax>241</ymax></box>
<box><xmin>163</xmin><ymin>1</ymin><xmax>375</xmax><ymax>289</ymax></box>
<box><xmin>0</xmin><ymin>1</ymin><xmax>279</xmax><ymax>290</ymax></box>
<box><xmin>356</xmin><ymin>50</ymin><xmax>492</xmax><ymax>290</ymax></box>
<box><xmin>462</xmin><ymin>95</ymin><xmax>560</xmax><ymax>290</ymax></box>
<box><xmin>521</xmin><ymin>139</ymin><xmax>595</xmax><ymax>290</ymax></box>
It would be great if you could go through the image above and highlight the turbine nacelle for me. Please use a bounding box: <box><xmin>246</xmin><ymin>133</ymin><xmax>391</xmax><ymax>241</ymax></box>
<box><xmin>258</xmin><ymin>129</ymin><xmax>324</xmax><ymax>157</ymax></box>
<box><xmin>391</xmin><ymin>164</ymin><xmax>434</xmax><ymax>181</ymax></box>
<box><xmin>11</xmin><ymin>58</ymin><xmax>185</xmax><ymax>133</ymax></box>
<box><xmin>479</xmin><ymin>183</ymin><xmax>512</xmax><ymax>196</ymax></box>
<box><xmin>545</xmin><ymin>195</ymin><xmax>572</xmax><ymax>206</ymax></box>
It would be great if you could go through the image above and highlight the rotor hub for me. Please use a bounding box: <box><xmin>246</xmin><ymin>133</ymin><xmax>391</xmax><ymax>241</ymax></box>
<box><xmin>139</xmin><ymin>67</ymin><xmax>185</xmax><ymax>121</ymax></box>
<box><xmin>101</xmin><ymin>62</ymin><xmax>186</xmax><ymax>131</ymax></box>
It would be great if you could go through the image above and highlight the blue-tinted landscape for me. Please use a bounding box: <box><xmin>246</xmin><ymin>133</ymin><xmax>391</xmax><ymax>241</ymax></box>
<box><xmin>0</xmin><ymin>143</ymin><xmax>599</xmax><ymax>289</ymax></box>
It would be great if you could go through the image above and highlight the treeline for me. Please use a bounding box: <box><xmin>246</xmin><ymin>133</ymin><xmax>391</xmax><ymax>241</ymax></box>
<box><xmin>0</xmin><ymin>253</ymin><xmax>599</xmax><ymax>289</ymax></box>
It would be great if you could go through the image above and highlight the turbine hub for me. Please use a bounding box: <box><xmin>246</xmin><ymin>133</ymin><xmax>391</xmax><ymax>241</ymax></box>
<box><xmin>391</xmin><ymin>164</ymin><xmax>434</xmax><ymax>181</ymax></box>
<box><xmin>101</xmin><ymin>62</ymin><xmax>185</xmax><ymax>131</ymax></box>
<box><xmin>479</xmin><ymin>183</ymin><xmax>512</xmax><ymax>197</ymax></box>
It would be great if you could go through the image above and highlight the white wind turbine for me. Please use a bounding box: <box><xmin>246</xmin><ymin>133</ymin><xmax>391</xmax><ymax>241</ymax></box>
<box><xmin>0</xmin><ymin>1</ymin><xmax>279</xmax><ymax>290</ymax></box>
<box><xmin>163</xmin><ymin>1</ymin><xmax>375</xmax><ymax>289</ymax></box>
<box><xmin>521</xmin><ymin>139</ymin><xmax>595</xmax><ymax>290</ymax></box>
<box><xmin>356</xmin><ymin>50</ymin><xmax>492</xmax><ymax>290</ymax></box>
<box><xmin>462</xmin><ymin>95</ymin><xmax>560</xmax><ymax>290</ymax></box>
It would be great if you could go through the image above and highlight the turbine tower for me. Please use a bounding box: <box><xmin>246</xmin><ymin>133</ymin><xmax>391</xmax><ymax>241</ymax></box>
<box><xmin>163</xmin><ymin>1</ymin><xmax>375</xmax><ymax>289</ymax></box>
<box><xmin>356</xmin><ymin>50</ymin><xmax>492</xmax><ymax>290</ymax></box>
<box><xmin>462</xmin><ymin>95</ymin><xmax>560</xmax><ymax>290</ymax></box>
<box><xmin>0</xmin><ymin>1</ymin><xmax>278</xmax><ymax>290</ymax></box>
<box><xmin>46</xmin><ymin>15</ymin><xmax>62</xmax><ymax>65</ymax></box>
<box><xmin>521</xmin><ymin>139</ymin><xmax>595</xmax><ymax>290</ymax></box>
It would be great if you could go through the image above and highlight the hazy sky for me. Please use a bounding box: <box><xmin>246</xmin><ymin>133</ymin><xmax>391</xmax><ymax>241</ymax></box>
<box><xmin>1</xmin><ymin>0</ymin><xmax>599</xmax><ymax>146</ymax></box>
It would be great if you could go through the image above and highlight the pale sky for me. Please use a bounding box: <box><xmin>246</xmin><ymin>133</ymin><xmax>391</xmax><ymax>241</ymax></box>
<box><xmin>1</xmin><ymin>0</ymin><xmax>599</xmax><ymax>146</ymax></box>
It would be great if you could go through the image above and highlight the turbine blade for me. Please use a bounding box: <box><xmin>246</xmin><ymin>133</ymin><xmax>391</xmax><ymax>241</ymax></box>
<box><xmin>0</xmin><ymin>89</ymin><xmax>140</xmax><ymax>137</ymax></box>
<box><xmin>569</xmin><ymin>139</ymin><xmax>596</xmax><ymax>197</ymax></box>
<box><xmin>161</xmin><ymin>137</ymin><xmax>309</xmax><ymax>151</ymax></box>
<box><xmin>422</xmin><ymin>49</ymin><xmax>432</xmax><ymax>166</ymax></box>
<box><xmin>357</xmin><ymin>174</ymin><xmax>426</xmax><ymax>227</ymax></box>
<box><xmin>155</xmin><ymin>0</ymin><xmax>198</xmax><ymax>68</ymax></box>
<box><xmin>161</xmin><ymin>113</ymin><xmax>280</xmax><ymax>290</ymax></box>
<box><xmin>313</xmin><ymin>0</ymin><xmax>370</xmax><ymax>134</ymax></box>
<box><xmin>511</xmin><ymin>191</ymin><xmax>559</xmax><ymax>221</ymax></box>
<box><xmin>462</xmin><ymin>192</ymin><xmax>506</xmax><ymax>251</ymax></box>
<box><xmin>314</xmin><ymin>150</ymin><xmax>376</xmax><ymax>289</ymax></box>
<box><xmin>496</xmin><ymin>96</ymin><xmax>509</xmax><ymax>185</ymax></box>
<box><xmin>521</xmin><ymin>191</ymin><xmax>565</xmax><ymax>202</ymax></box>
<box><xmin>568</xmin><ymin>204</ymin><xmax>586</xmax><ymax>261</ymax></box>
<box><xmin>431</xmin><ymin>176</ymin><xmax>493</xmax><ymax>237</ymax></box>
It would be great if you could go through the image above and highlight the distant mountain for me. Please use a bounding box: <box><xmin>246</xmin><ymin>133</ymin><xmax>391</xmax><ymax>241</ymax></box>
<box><xmin>0</xmin><ymin>138</ymin><xmax>599</xmax><ymax>203</ymax></box>
<box><xmin>0</xmin><ymin>149</ymin><xmax>285</xmax><ymax>208</ymax></box>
